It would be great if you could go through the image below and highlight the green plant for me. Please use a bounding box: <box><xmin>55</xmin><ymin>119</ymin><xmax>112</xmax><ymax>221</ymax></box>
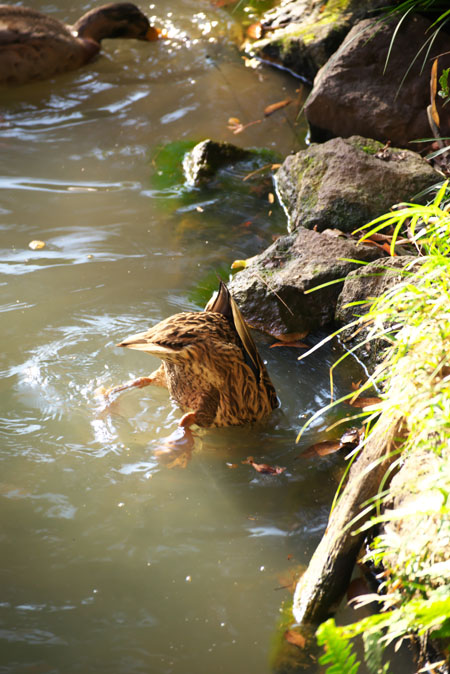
<box><xmin>312</xmin><ymin>180</ymin><xmax>450</xmax><ymax>670</ymax></box>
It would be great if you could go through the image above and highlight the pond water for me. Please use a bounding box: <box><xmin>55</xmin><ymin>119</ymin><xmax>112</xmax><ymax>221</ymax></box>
<box><xmin>0</xmin><ymin>2</ymin><xmax>375</xmax><ymax>673</ymax></box>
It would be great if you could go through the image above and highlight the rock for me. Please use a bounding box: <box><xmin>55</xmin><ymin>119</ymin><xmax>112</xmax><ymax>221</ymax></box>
<box><xmin>305</xmin><ymin>15</ymin><xmax>450</xmax><ymax>148</ymax></box>
<box><xmin>229</xmin><ymin>228</ymin><xmax>382</xmax><ymax>337</ymax></box>
<box><xmin>275</xmin><ymin>136</ymin><xmax>440</xmax><ymax>233</ymax></box>
<box><xmin>183</xmin><ymin>139</ymin><xmax>252</xmax><ymax>187</ymax></box>
<box><xmin>335</xmin><ymin>256</ymin><xmax>423</xmax><ymax>369</ymax></box>
<box><xmin>245</xmin><ymin>0</ymin><xmax>385</xmax><ymax>82</ymax></box>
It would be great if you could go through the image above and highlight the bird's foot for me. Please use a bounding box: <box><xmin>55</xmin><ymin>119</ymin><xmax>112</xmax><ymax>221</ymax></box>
<box><xmin>154</xmin><ymin>426</ymin><xmax>195</xmax><ymax>468</ymax></box>
<box><xmin>96</xmin><ymin>375</ymin><xmax>156</xmax><ymax>400</ymax></box>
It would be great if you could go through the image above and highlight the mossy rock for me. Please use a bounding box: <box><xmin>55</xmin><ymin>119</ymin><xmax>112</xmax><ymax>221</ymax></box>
<box><xmin>244</xmin><ymin>0</ymin><xmax>386</xmax><ymax>81</ymax></box>
<box><xmin>275</xmin><ymin>136</ymin><xmax>441</xmax><ymax>233</ymax></box>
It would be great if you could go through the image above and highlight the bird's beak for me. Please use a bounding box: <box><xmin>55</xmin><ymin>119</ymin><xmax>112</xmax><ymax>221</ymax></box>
<box><xmin>145</xmin><ymin>26</ymin><xmax>161</xmax><ymax>41</ymax></box>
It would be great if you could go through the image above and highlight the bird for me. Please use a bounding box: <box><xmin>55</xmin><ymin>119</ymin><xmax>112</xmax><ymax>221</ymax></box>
<box><xmin>105</xmin><ymin>281</ymin><xmax>279</xmax><ymax>428</ymax></box>
<box><xmin>0</xmin><ymin>2</ymin><xmax>160</xmax><ymax>85</ymax></box>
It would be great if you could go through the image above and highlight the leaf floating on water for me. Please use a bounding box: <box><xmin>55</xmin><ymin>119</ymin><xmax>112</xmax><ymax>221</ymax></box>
<box><xmin>227</xmin><ymin>117</ymin><xmax>262</xmax><ymax>135</ymax></box>
<box><xmin>270</xmin><ymin>341</ymin><xmax>309</xmax><ymax>348</ymax></box>
<box><xmin>264</xmin><ymin>98</ymin><xmax>292</xmax><ymax>117</ymax></box>
<box><xmin>271</xmin><ymin>331</ymin><xmax>309</xmax><ymax>343</ymax></box>
<box><xmin>226</xmin><ymin>462</ymin><xmax>238</xmax><ymax>469</ymax></box>
<box><xmin>247</xmin><ymin>22</ymin><xmax>263</xmax><ymax>39</ymax></box>
<box><xmin>28</xmin><ymin>239</ymin><xmax>46</xmax><ymax>250</ymax></box>
<box><xmin>243</xmin><ymin>456</ymin><xmax>286</xmax><ymax>475</ymax></box>
<box><xmin>300</xmin><ymin>440</ymin><xmax>343</xmax><ymax>458</ymax></box>
<box><xmin>284</xmin><ymin>629</ymin><xmax>306</xmax><ymax>649</ymax></box>
<box><xmin>349</xmin><ymin>396</ymin><xmax>382</xmax><ymax>408</ymax></box>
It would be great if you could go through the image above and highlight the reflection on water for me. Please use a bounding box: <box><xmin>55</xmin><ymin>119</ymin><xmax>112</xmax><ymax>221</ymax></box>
<box><xmin>0</xmin><ymin>2</ymin><xmax>368</xmax><ymax>673</ymax></box>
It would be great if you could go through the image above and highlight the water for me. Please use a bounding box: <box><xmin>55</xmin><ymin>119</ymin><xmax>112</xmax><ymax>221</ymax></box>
<box><xmin>1</xmin><ymin>2</ymin><xmax>369</xmax><ymax>672</ymax></box>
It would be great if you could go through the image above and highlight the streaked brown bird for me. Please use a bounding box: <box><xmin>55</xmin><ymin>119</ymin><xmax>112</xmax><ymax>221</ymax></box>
<box><xmin>106</xmin><ymin>282</ymin><xmax>279</xmax><ymax>428</ymax></box>
<box><xmin>0</xmin><ymin>2</ymin><xmax>160</xmax><ymax>86</ymax></box>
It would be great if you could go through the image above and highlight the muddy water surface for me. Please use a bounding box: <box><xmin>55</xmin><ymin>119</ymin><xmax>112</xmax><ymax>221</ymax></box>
<box><xmin>1</xmin><ymin>2</ymin><xmax>368</xmax><ymax>672</ymax></box>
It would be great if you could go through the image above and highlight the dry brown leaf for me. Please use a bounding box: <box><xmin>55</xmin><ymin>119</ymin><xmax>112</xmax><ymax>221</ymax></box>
<box><xmin>284</xmin><ymin>629</ymin><xmax>306</xmax><ymax>649</ymax></box>
<box><xmin>430</xmin><ymin>57</ymin><xmax>440</xmax><ymax>128</ymax></box>
<box><xmin>364</xmin><ymin>239</ymin><xmax>396</xmax><ymax>256</ymax></box>
<box><xmin>270</xmin><ymin>341</ymin><xmax>308</xmax><ymax>348</ymax></box>
<box><xmin>300</xmin><ymin>440</ymin><xmax>342</xmax><ymax>458</ymax></box>
<box><xmin>264</xmin><ymin>98</ymin><xmax>292</xmax><ymax>117</ymax></box>
<box><xmin>271</xmin><ymin>331</ymin><xmax>309</xmax><ymax>343</ymax></box>
<box><xmin>227</xmin><ymin>117</ymin><xmax>262</xmax><ymax>135</ymax></box>
<box><xmin>349</xmin><ymin>396</ymin><xmax>382</xmax><ymax>408</ymax></box>
<box><xmin>226</xmin><ymin>462</ymin><xmax>238</xmax><ymax>469</ymax></box>
<box><xmin>243</xmin><ymin>457</ymin><xmax>286</xmax><ymax>475</ymax></box>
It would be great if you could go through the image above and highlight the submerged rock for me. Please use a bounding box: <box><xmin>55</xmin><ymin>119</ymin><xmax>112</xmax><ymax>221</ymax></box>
<box><xmin>245</xmin><ymin>0</ymin><xmax>385</xmax><ymax>82</ymax></box>
<box><xmin>276</xmin><ymin>136</ymin><xmax>440</xmax><ymax>233</ymax></box>
<box><xmin>183</xmin><ymin>139</ymin><xmax>252</xmax><ymax>187</ymax></box>
<box><xmin>305</xmin><ymin>15</ymin><xmax>450</xmax><ymax>148</ymax></box>
<box><xmin>229</xmin><ymin>228</ymin><xmax>381</xmax><ymax>337</ymax></box>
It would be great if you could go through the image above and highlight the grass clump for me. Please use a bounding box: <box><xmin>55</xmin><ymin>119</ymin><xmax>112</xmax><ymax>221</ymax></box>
<box><xmin>316</xmin><ymin>182</ymin><xmax>450</xmax><ymax>671</ymax></box>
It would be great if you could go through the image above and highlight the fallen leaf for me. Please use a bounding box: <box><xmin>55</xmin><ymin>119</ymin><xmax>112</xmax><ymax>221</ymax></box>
<box><xmin>231</xmin><ymin>254</ymin><xmax>258</xmax><ymax>270</ymax></box>
<box><xmin>271</xmin><ymin>331</ymin><xmax>309</xmax><ymax>343</ymax></box>
<box><xmin>243</xmin><ymin>457</ymin><xmax>286</xmax><ymax>475</ymax></box>
<box><xmin>226</xmin><ymin>462</ymin><xmax>238</xmax><ymax>469</ymax></box>
<box><xmin>268</xmin><ymin>192</ymin><xmax>275</xmax><ymax>204</ymax></box>
<box><xmin>284</xmin><ymin>629</ymin><xmax>306</xmax><ymax>649</ymax></box>
<box><xmin>28</xmin><ymin>239</ymin><xmax>45</xmax><ymax>250</ymax></box>
<box><xmin>300</xmin><ymin>440</ymin><xmax>342</xmax><ymax>458</ymax></box>
<box><xmin>364</xmin><ymin>239</ymin><xmax>397</xmax><ymax>256</ymax></box>
<box><xmin>270</xmin><ymin>341</ymin><xmax>309</xmax><ymax>348</ymax></box>
<box><xmin>247</xmin><ymin>22</ymin><xmax>263</xmax><ymax>39</ymax></box>
<box><xmin>430</xmin><ymin>58</ymin><xmax>440</xmax><ymax>128</ymax></box>
<box><xmin>349</xmin><ymin>396</ymin><xmax>382</xmax><ymax>408</ymax></box>
<box><xmin>351</xmin><ymin>380</ymin><xmax>363</xmax><ymax>390</ymax></box>
<box><xmin>264</xmin><ymin>98</ymin><xmax>292</xmax><ymax>116</ymax></box>
<box><xmin>227</xmin><ymin>117</ymin><xmax>262</xmax><ymax>135</ymax></box>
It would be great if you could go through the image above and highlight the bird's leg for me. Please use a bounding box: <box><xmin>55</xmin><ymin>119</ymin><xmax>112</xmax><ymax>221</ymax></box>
<box><xmin>179</xmin><ymin>386</ymin><xmax>220</xmax><ymax>428</ymax></box>
<box><xmin>96</xmin><ymin>364</ymin><xmax>167</xmax><ymax>400</ymax></box>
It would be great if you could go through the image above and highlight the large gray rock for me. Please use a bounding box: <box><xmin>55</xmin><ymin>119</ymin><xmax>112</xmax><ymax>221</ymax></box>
<box><xmin>245</xmin><ymin>0</ymin><xmax>384</xmax><ymax>82</ymax></box>
<box><xmin>229</xmin><ymin>228</ymin><xmax>382</xmax><ymax>337</ymax></box>
<box><xmin>305</xmin><ymin>15</ymin><xmax>450</xmax><ymax>148</ymax></box>
<box><xmin>276</xmin><ymin>136</ymin><xmax>440</xmax><ymax>233</ymax></box>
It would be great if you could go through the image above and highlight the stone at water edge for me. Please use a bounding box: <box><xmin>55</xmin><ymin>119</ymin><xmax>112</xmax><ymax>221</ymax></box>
<box><xmin>305</xmin><ymin>15</ymin><xmax>450</xmax><ymax>148</ymax></box>
<box><xmin>275</xmin><ymin>136</ymin><xmax>441</xmax><ymax>234</ymax></box>
<box><xmin>244</xmin><ymin>0</ymin><xmax>386</xmax><ymax>83</ymax></box>
<box><xmin>228</xmin><ymin>228</ymin><xmax>382</xmax><ymax>338</ymax></box>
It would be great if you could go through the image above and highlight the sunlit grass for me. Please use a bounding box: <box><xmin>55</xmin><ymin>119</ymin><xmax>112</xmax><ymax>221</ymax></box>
<box><xmin>314</xmin><ymin>181</ymin><xmax>450</xmax><ymax>670</ymax></box>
